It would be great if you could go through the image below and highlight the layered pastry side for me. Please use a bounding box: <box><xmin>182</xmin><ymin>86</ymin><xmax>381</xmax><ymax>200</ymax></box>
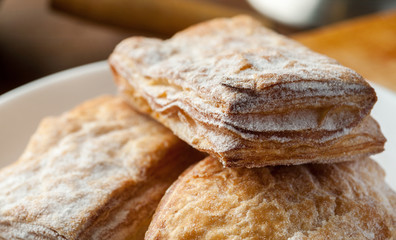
<box><xmin>109</xmin><ymin>15</ymin><xmax>384</xmax><ymax>167</ymax></box>
<box><xmin>0</xmin><ymin>96</ymin><xmax>203</xmax><ymax>240</ymax></box>
<box><xmin>145</xmin><ymin>157</ymin><xmax>396</xmax><ymax>240</ymax></box>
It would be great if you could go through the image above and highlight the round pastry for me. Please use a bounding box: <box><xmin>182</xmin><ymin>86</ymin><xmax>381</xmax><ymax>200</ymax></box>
<box><xmin>146</xmin><ymin>157</ymin><xmax>396</xmax><ymax>239</ymax></box>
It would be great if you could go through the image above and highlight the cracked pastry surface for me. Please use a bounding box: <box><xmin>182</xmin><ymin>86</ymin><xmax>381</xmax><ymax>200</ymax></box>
<box><xmin>145</xmin><ymin>157</ymin><xmax>396</xmax><ymax>240</ymax></box>
<box><xmin>109</xmin><ymin>15</ymin><xmax>380</xmax><ymax>167</ymax></box>
<box><xmin>0</xmin><ymin>96</ymin><xmax>203</xmax><ymax>240</ymax></box>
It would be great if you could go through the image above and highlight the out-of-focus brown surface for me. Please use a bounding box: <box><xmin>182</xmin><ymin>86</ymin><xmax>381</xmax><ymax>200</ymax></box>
<box><xmin>0</xmin><ymin>0</ymin><xmax>134</xmax><ymax>94</ymax></box>
<box><xmin>51</xmin><ymin>0</ymin><xmax>272</xmax><ymax>37</ymax></box>
<box><xmin>293</xmin><ymin>10</ymin><xmax>396</xmax><ymax>92</ymax></box>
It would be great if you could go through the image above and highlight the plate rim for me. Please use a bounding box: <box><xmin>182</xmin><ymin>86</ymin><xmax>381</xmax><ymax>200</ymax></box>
<box><xmin>0</xmin><ymin>61</ymin><xmax>108</xmax><ymax>107</ymax></box>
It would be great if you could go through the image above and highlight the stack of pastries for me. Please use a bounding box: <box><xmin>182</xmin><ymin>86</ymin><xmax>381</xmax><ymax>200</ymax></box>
<box><xmin>1</xmin><ymin>16</ymin><xmax>395</xmax><ymax>239</ymax></box>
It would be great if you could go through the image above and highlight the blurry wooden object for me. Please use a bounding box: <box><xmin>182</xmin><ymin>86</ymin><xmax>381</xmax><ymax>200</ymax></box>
<box><xmin>293</xmin><ymin>10</ymin><xmax>396</xmax><ymax>92</ymax></box>
<box><xmin>51</xmin><ymin>0</ymin><xmax>273</xmax><ymax>37</ymax></box>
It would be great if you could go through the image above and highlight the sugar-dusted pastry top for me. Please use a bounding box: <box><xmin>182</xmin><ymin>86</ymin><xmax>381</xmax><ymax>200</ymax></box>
<box><xmin>0</xmin><ymin>96</ymin><xmax>202</xmax><ymax>240</ymax></box>
<box><xmin>146</xmin><ymin>157</ymin><xmax>396</xmax><ymax>240</ymax></box>
<box><xmin>110</xmin><ymin>15</ymin><xmax>376</xmax><ymax>142</ymax></box>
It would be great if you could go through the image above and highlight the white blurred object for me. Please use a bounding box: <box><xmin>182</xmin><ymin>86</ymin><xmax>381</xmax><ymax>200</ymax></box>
<box><xmin>247</xmin><ymin>0</ymin><xmax>396</xmax><ymax>28</ymax></box>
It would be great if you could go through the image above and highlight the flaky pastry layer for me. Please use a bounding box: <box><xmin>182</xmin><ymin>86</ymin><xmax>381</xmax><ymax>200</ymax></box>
<box><xmin>118</xmin><ymin>81</ymin><xmax>384</xmax><ymax>167</ymax></box>
<box><xmin>0</xmin><ymin>96</ymin><xmax>203</xmax><ymax>240</ymax></box>
<box><xmin>109</xmin><ymin>15</ymin><xmax>379</xmax><ymax>166</ymax></box>
<box><xmin>146</xmin><ymin>157</ymin><xmax>396</xmax><ymax>240</ymax></box>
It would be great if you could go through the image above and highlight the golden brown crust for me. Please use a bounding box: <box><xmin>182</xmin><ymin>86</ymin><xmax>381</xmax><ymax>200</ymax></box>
<box><xmin>0</xmin><ymin>95</ymin><xmax>204</xmax><ymax>240</ymax></box>
<box><xmin>109</xmin><ymin>15</ymin><xmax>380</xmax><ymax>167</ymax></box>
<box><xmin>146</xmin><ymin>157</ymin><xmax>396</xmax><ymax>240</ymax></box>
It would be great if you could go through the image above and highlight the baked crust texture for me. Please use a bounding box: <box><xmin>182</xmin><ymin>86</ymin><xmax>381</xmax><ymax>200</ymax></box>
<box><xmin>0</xmin><ymin>96</ymin><xmax>203</xmax><ymax>240</ymax></box>
<box><xmin>146</xmin><ymin>157</ymin><xmax>396</xmax><ymax>240</ymax></box>
<box><xmin>109</xmin><ymin>16</ymin><xmax>382</xmax><ymax>167</ymax></box>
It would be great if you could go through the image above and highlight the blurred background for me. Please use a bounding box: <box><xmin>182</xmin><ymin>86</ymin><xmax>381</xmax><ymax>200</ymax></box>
<box><xmin>1</xmin><ymin>0</ymin><xmax>396</xmax><ymax>94</ymax></box>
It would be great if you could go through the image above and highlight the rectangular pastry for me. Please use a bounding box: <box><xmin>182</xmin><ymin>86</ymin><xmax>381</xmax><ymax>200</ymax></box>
<box><xmin>0</xmin><ymin>96</ymin><xmax>203</xmax><ymax>240</ymax></box>
<box><xmin>109</xmin><ymin>15</ymin><xmax>384</xmax><ymax>167</ymax></box>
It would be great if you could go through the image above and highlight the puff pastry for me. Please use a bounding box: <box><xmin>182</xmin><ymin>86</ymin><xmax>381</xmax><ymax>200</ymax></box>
<box><xmin>109</xmin><ymin>15</ymin><xmax>382</xmax><ymax>167</ymax></box>
<box><xmin>146</xmin><ymin>157</ymin><xmax>396</xmax><ymax>240</ymax></box>
<box><xmin>0</xmin><ymin>96</ymin><xmax>203</xmax><ymax>240</ymax></box>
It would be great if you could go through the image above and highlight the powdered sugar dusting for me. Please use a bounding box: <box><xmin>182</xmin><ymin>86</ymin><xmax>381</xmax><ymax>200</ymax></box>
<box><xmin>114</xmin><ymin>16</ymin><xmax>367</xmax><ymax>108</ymax></box>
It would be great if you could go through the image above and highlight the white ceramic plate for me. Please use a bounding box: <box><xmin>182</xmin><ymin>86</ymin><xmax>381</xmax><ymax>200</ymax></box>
<box><xmin>1</xmin><ymin>61</ymin><xmax>395</xmax><ymax>190</ymax></box>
